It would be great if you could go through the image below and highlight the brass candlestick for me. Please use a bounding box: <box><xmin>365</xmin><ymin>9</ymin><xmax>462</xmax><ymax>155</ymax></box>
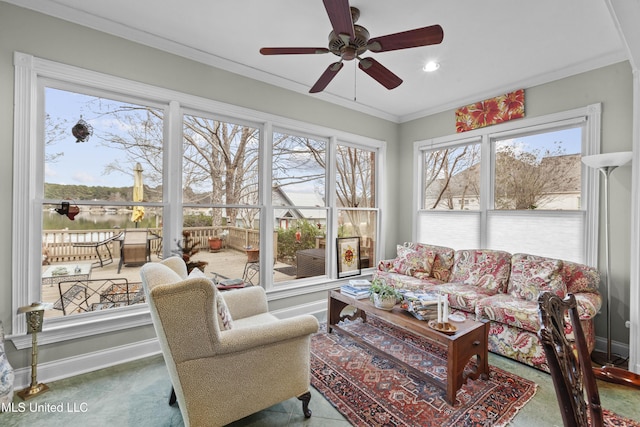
<box><xmin>17</xmin><ymin>302</ymin><xmax>49</xmax><ymax>400</ymax></box>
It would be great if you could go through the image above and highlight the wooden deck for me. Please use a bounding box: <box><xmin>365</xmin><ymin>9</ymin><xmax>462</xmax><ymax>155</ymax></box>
<box><xmin>41</xmin><ymin>248</ymin><xmax>297</xmax><ymax>319</ymax></box>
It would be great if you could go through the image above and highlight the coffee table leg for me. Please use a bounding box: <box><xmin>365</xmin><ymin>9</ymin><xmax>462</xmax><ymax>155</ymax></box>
<box><xmin>446</xmin><ymin>322</ymin><xmax>490</xmax><ymax>405</ymax></box>
<box><xmin>327</xmin><ymin>292</ymin><xmax>367</xmax><ymax>333</ymax></box>
<box><xmin>327</xmin><ymin>297</ymin><xmax>348</xmax><ymax>333</ymax></box>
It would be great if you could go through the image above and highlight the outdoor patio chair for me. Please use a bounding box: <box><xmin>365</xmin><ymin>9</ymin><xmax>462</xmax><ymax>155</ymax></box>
<box><xmin>140</xmin><ymin>256</ymin><xmax>319</xmax><ymax>427</ymax></box>
<box><xmin>54</xmin><ymin>278</ymin><xmax>140</xmax><ymax>315</ymax></box>
<box><xmin>117</xmin><ymin>229</ymin><xmax>149</xmax><ymax>273</ymax></box>
<box><xmin>72</xmin><ymin>233</ymin><xmax>121</xmax><ymax>268</ymax></box>
<box><xmin>538</xmin><ymin>292</ymin><xmax>603</xmax><ymax>427</ymax></box>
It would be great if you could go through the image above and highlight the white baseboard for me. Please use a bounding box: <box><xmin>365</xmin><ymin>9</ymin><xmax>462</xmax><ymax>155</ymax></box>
<box><xmin>270</xmin><ymin>298</ymin><xmax>327</xmax><ymax>321</ymax></box>
<box><xmin>11</xmin><ymin>299</ymin><xmax>329</xmax><ymax>389</ymax></box>
<box><xmin>594</xmin><ymin>336</ymin><xmax>630</xmax><ymax>359</ymax></box>
<box><xmin>12</xmin><ymin>338</ymin><xmax>161</xmax><ymax>390</ymax></box>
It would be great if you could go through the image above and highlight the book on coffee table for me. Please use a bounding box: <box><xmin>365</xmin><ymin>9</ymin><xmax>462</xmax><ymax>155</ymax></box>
<box><xmin>340</xmin><ymin>285</ymin><xmax>370</xmax><ymax>299</ymax></box>
<box><xmin>348</xmin><ymin>279</ymin><xmax>372</xmax><ymax>288</ymax></box>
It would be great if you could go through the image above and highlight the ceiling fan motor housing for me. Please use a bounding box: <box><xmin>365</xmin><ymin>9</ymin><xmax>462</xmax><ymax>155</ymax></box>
<box><xmin>328</xmin><ymin>24</ymin><xmax>370</xmax><ymax>60</ymax></box>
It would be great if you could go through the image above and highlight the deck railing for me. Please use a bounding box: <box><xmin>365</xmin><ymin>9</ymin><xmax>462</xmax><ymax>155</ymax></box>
<box><xmin>42</xmin><ymin>226</ymin><xmax>262</xmax><ymax>264</ymax></box>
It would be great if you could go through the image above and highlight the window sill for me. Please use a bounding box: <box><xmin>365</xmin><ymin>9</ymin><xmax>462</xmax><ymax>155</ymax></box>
<box><xmin>8</xmin><ymin>270</ymin><xmax>374</xmax><ymax>349</ymax></box>
<box><xmin>8</xmin><ymin>304</ymin><xmax>152</xmax><ymax>350</ymax></box>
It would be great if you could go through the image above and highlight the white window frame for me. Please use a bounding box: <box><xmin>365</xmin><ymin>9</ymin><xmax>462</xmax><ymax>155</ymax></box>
<box><xmin>10</xmin><ymin>52</ymin><xmax>386</xmax><ymax>347</ymax></box>
<box><xmin>413</xmin><ymin>103</ymin><xmax>601</xmax><ymax>265</ymax></box>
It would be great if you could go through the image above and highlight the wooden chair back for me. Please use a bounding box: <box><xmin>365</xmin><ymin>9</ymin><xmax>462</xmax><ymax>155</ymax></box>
<box><xmin>538</xmin><ymin>292</ymin><xmax>604</xmax><ymax>427</ymax></box>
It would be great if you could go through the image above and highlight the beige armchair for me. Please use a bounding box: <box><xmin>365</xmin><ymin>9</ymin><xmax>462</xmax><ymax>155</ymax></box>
<box><xmin>140</xmin><ymin>257</ymin><xmax>319</xmax><ymax>427</ymax></box>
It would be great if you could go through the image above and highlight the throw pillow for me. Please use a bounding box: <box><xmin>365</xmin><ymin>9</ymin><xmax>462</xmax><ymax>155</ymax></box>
<box><xmin>216</xmin><ymin>295</ymin><xmax>234</xmax><ymax>330</ymax></box>
<box><xmin>187</xmin><ymin>267</ymin><xmax>208</xmax><ymax>280</ymax></box>
<box><xmin>508</xmin><ymin>253</ymin><xmax>566</xmax><ymax>301</ymax></box>
<box><xmin>391</xmin><ymin>245</ymin><xmax>435</xmax><ymax>277</ymax></box>
<box><xmin>407</xmin><ymin>243</ymin><xmax>455</xmax><ymax>281</ymax></box>
<box><xmin>187</xmin><ymin>267</ymin><xmax>233</xmax><ymax>330</ymax></box>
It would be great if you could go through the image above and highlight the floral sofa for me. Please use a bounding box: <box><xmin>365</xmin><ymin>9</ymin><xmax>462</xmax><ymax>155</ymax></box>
<box><xmin>372</xmin><ymin>242</ymin><xmax>602</xmax><ymax>372</ymax></box>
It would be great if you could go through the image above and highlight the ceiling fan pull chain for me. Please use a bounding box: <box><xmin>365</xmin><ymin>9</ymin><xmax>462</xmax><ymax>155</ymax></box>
<box><xmin>354</xmin><ymin>61</ymin><xmax>357</xmax><ymax>102</ymax></box>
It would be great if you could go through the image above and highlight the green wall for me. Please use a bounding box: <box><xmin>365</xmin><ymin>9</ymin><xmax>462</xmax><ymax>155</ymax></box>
<box><xmin>0</xmin><ymin>2</ymin><xmax>399</xmax><ymax>371</ymax></box>
<box><xmin>1</xmin><ymin>1</ymin><xmax>634</xmax><ymax>372</ymax></box>
<box><xmin>400</xmin><ymin>61</ymin><xmax>634</xmax><ymax>346</ymax></box>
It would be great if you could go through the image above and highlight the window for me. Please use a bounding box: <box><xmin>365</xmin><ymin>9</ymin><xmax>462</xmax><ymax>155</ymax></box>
<box><xmin>493</xmin><ymin>127</ymin><xmax>582</xmax><ymax>210</ymax></box>
<box><xmin>12</xmin><ymin>53</ymin><xmax>385</xmax><ymax>344</ymax></box>
<box><xmin>415</xmin><ymin>106</ymin><xmax>601</xmax><ymax>264</ymax></box>
<box><xmin>423</xmin><ymin>142</ymin><xmax>481</xmax><ymax>211</ymax></box>
<box><xmin>272</xmin><ymin>130</ymin><xmax>328</xmax><ymax>282</ymax></box>
<box><xmin>41</xmin><ymin>87</ymin><xmax>165</xmax><ymax>319</ymax></box>
<box><xmin>336</xmin><ymin>143</ymin><xmax>379</xmax><ymax>267</ymax></box>
<box><xmin>182</xmin><ymin>112</ymin><xmax>261</xmax><ymax>282</ymax></box>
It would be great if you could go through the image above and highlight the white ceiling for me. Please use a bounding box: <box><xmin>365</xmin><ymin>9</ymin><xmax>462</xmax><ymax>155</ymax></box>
<box><xmin>10</xmin><ymin>0</ymin><xmax>628</xmax><ymax>122</ymax></box>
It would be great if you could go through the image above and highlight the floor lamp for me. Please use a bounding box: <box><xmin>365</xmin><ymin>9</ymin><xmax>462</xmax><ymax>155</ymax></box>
<box><xmin>582</xmin><ymin>151</ymin><xmax>640</xmax><ymax>389</ymax></box>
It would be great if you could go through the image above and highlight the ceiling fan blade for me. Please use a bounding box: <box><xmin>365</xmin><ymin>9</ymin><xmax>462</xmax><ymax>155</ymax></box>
<box><xmin>322</xmin><ymin>0</ymin><xmax>355</xmax><ymax>43</ymax></box>
<box><xmin>368</xmin><ymin>25</ymin><xmax>444</xmax><ymax>52</ymax></box>
<box><xmin>309</xmin><ymin>62</ymin><xmax>344</xmax><ymax>93</ymax></box>
<box><xmin>358</xmin><ymin>57</ymin><xmax>402</xmax><ymax>90</ymax></box>
<box><xmin>260</xmin><ymin>47</ymin><xmax>330</xmax><ymax>55</ymax></box>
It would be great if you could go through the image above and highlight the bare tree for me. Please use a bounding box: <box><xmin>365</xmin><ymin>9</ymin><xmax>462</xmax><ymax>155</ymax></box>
<box><xmin>423</xmin><ymin>145</ymin><xmax>481</xmax><ymax>209</ymax></box>
<box><xmin>45</xmin><ymin>113</ymin><xmax>67</xmax><ymax>163</ymax></box>
<box><xmin>494</xmin><ymin>143</ymin><xmax>574</xmax><ymax>209</ymax></box>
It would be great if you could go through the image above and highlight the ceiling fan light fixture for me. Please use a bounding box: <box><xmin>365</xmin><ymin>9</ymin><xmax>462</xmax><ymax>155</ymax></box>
<box><xmin>423</xmin><ymin>61</ymin><xmax>440</xmax><ymax>72</ymax></box>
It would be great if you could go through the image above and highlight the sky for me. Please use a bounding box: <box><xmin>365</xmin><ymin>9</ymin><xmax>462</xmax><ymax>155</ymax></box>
<box><xmin>496</xmin><ymin>127</ymin><xmax>582</xmax><ymax>157</ymax></box>
<box><xmin>45</xmin><ymin>87</ymin><xmax>143</xmax><ymax>188</ymax></box>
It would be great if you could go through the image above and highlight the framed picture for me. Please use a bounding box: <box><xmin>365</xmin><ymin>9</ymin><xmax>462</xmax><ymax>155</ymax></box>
<box><xmin>336</xmin><ymin>237</ymin><xmax>361</xmax><ymax>278</ymax></box>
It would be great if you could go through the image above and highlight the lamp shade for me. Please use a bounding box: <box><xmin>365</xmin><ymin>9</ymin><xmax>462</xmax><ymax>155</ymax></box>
<box><xmin>582</xmin><ymin>151</ymin><xmax>632</xmax><ymax>169</ymax></box>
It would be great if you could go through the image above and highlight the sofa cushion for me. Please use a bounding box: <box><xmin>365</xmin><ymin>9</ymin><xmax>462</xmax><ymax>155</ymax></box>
<box><xmin>437</xmin><ymin>282</ymin><xmax>496</xmax><ymax>313</ymax></box>
<box><xmin>391</xmin><ymin>245</ymin><xmax>435</xmax><ymax>278</ymax></box>
<box><xmin>562</xmin><ymin>260</ymin><xmax>600</xmax><ymax>294</ymax></box>
<box><xmin>404</xmin><ymin>243</ymin><xmax>455</xmax><ymax>282</ymax></box>
<box><xmin>508</xmin><ymin>253</ymin><xmax>566</xmax><ymax>301</ymax></box>
<box><xmin>373</xmin><ymin>270</ymin><xmax>444</xmax><ymax>292</ymax></box>
<box><xmin>450</xmin><ymin>249</ymin><xmax>512</xmax><ymax>294</ymax></box>
<box><xmin>476</xmin><ymin>294</ymin><xmax>541</xmax><ymax>333</ymax></box>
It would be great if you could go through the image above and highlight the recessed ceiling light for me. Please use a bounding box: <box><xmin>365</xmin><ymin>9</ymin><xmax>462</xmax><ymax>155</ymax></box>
<box><xmin>423</xmin><ymin>61</ymin><xmax>440</xmax><ymax>72</ymax></box>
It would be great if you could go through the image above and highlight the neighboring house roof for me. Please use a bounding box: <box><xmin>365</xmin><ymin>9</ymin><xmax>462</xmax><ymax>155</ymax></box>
<box><xmin>428</xmin><ymin>153</ymin><xmax>581</xmax><ymax>199</ymax></box>
<box><xmin>273</xmin><ymin>186</ymin><xmax>326</xmax><ymax>221</ymax></box>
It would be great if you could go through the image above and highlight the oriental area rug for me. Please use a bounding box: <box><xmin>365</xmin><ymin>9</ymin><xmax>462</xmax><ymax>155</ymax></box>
<box><xmin>311</xmin><ymin>317</ymin><xmax>537</xmax><ymax>427</ymax></box>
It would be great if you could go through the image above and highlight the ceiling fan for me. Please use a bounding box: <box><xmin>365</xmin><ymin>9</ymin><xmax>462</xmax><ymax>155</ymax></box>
<box><xmin>259</xmin><ymin>0</ymin><xmax>444</xmax><ymax>93</ymax></box>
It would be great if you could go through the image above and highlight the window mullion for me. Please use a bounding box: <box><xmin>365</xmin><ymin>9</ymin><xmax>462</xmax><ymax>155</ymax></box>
<box><xmin>480</xmin><ymin>134</ymin><xmax>492</xmax><ymax>248</ymax></box>
<box><xmin>327</xmin><ymin>136</ymin><xmax>338</xmax><ymax>279</ymax></box>
<box><xmin>164</xmin><ymin>100</ymin><xmax>183</xmax><ymax>258</ymax></box>
<box><xmin>262</xmin><ymin>122</ymin><xmax>273</xmax><ymax>290</ymax></box>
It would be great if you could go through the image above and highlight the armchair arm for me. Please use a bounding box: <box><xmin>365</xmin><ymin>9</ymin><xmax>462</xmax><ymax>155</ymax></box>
<box><xmin>215</xmin><ymin>315</ymin><xmax>319</xmax><ymax>355</ymax></box>
<box><xmin>222</xmin><ymin>286</ymin><xmax>269</xmax><ymax>319</ymax></box>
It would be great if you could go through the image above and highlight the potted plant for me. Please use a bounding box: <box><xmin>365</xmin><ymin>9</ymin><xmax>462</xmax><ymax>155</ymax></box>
<box><xmin>369</xmin><ymin>278</ymin><xmax>402</xmax><ymax>311</ymax></box>
<box><xmin>208</xmin><ymin>235</ymin><xmax>222</xmax><ymax>252</ymax></box>
<box><xmin>174</xmin><ymin>231</ymin><xmax>208</xmax><ymax>273</ymax></box>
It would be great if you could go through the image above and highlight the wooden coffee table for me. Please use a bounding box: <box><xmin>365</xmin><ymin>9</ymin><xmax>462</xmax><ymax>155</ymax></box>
<box><xmin>328</xmin><ymin>289</ymin><xmax>489</xmax><ymax>405</ymax></box>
